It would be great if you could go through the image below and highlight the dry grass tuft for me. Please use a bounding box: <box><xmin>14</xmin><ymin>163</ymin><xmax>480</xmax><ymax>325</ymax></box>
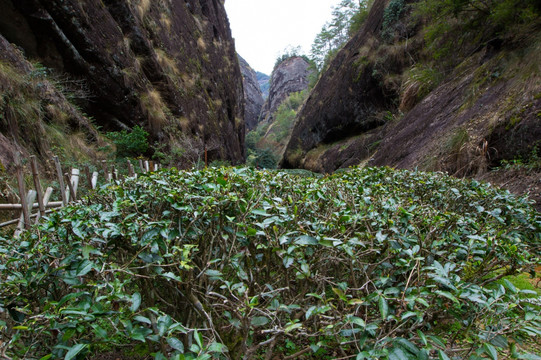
<box><xmin>155</xmin><ymin>49</ymin><xmax>179</xmax><ymax>75</ymax></box>
<box><xmin>137</xmin><ymin>0</ymin><xmax>151</xmax><ymax>19</ymax></box>
<box><xmin>141</xmin><ymin>89</ymin><xmax>168</xmax><ymax>134</ymax></box>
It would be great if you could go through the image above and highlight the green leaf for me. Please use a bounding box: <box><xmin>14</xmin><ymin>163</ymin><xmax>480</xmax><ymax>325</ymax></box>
<box><xmin>489</xmin><ymin>335</ymin><xmax>508</xmax><ymax>349</ymax></box>
<box><xmin>295</xmin><ymin>235</ymin><xmax>318</xmax><ymax>246</ymax></box>
<box><xmin>207</xmin><ymin>342</ymin><xmax>228</xmax><ymax>353</ymax></box>
<box><xmin>75</xmin><ymin>260</ymin><xmax>94</xmax><ymax>276</ymax></box>
<box><xmin>39</xmin><ymin>355</ymin><xmax>52</xmax><ymax>360</ymax></box>
<box><xmin>438</xmin><ymin>350</ymin><xmax>450</xmax><ymax>360</ymax></box>
<box><xmin>194</xmin><ymin>329</ymin><xmax>203</xmax><ymax>348</ymax></box>
<box><xmin>284</xmin><ymin>322</ymin><xmax>302</xmax><ymax>333</ymax></box>
<box><xmin>205</xmin><ymin>270</ymin><xmax>223</xmax><ymax>280</ymax></box>
<box><xmin>379</xmin><ymin>296</ymin><xmax>389</xmax><ymax>320</ymax></box>
<box><xmin>417</xmin><ymin>330</ymin><xmax>427</xmax><ymax>346</ymax></box>
<box><xmin>130</xmin><ymin>292</ymin><xmax>142</xmax><ymax>312</ymax></box>
<box><xmin>435</xmin><ymin>290</ymin><xmax>459</xmax><ymax>304</ymax></box>
<box><xmin>517</xmin><ymin>353</ymin><xmax>541</xmax><ymax>360</ymax></box>
<box><xmin>395</xmin><ymin>338</ymin><xmax>419</xmax><ymax>355</ymax></box>
<box><xmin>251</xmin><ymin>316</ymin><xmax>269</xmax><ymax>327</ymax></box>
<box><xmin>484</xmin><ymin>343</ymin><xmax>498</xmax><ymax>360</ymax></box>
<box><xmin>64</xmin><ymin>344</ymin><xmax>87</xmax><ymax>360</ymax></box>
<box><xmin>167</xmin><ymin>337</ymin><xmax>185</xmax><ymax>352</ymax></box>
<box><xmin>134</xmin><ymin>315</ymin><xmax>152</xmax><ymax>325</ymax></box>
<box><xmin>388</xmin><ymin>347</ymin><xmax>412</xmax><ymax>360</ymax></box>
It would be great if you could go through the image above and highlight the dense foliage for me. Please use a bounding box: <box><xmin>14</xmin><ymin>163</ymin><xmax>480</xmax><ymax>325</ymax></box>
<box><xmin>310</xmin><ymin>0</ymin><xmax>372</xmax><ymax>70</ymax></box>
<box><xmin>0</xmin><ymin>167</ymin><xmax>540</xmax><ymax>359</ymax></box>
<box><xmin>107</xmin><ymin>126</ymin><xmax>150</xmax><ymax>158</ymax></box>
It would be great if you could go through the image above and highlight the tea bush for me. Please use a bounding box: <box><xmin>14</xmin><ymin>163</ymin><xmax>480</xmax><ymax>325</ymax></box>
<box><xmin>0</xmin><ymin>167</ymin><xmax>539</xmax><ymax>359</ymax></box>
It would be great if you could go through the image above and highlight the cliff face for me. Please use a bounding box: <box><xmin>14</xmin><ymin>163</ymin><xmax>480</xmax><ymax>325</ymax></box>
<box><xmin>0</xmin><ymin>0</ymin><xmax>245</xmax><ymax>164</ymax></box>
<box><xmin>282</xmin><ymin>0</ymin><xmax>541</xmax><ymax>181</ymax></box>
<box><xmin>260</xmin><ymin>57</ymin><xmax>313</xmax><ymax>122</ymax></box>
<box><xmin>0</xmin><ymin>34</ymin><xmax>101</xmax><ymax>173</ymax></box>
<box><xmin>281</xmin><ymin>0</ymin><xmax>392</xmax><ymax>171</ymax></box>
<box><xmin>238</xmin><ymin>55</ymin><xmax>264</xmax><ymax>131</ymax></box>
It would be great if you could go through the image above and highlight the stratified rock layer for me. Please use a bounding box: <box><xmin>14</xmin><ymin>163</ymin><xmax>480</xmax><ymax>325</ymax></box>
<box><xmin>260</xmin><ymin>57</ymin><xmax>313</xmax><ymax>123</ymax></box>
<box><xmin>238</xmin><ymin>55</ymin><xmax>264</xmax><ymax>131</ymax></box>
<box><xmin>0</xmin><ymin>0</ymin><xmax>245</xmax><ymax>163</ymax></box>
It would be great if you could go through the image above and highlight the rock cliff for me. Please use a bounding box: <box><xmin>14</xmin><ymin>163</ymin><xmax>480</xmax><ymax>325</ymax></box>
<box><xmin>282</xmin><ymin>0</ymin><xmax>541</xmax><ymax>183</ymax></box>
<box><xmin>238</xmin><ymin>54</ymin><xmax>264</xmax><ymax>131</ymax></box>
<box><xmin>281</xmin><ymin>0</ymin><xmax>392</xmax><ymax>171</ymax></box>
<box><xmin>0</xmin><ymin>0</ymin><xmax>244</xmax><ymax>164</ymax></box>
<box><xmin>0</xmin><ymin>34</ymin><xmax>101</xmax><ymax>171</ymax></box>
<box><xmin>260</xmin><ymin>56</ymin><xmax>313</xmax><ymax>123</ymax></box>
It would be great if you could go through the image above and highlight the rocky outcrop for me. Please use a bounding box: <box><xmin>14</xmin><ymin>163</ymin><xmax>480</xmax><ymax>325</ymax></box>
<box><xmin>260</xmin><ymin>57</ymin><xmax>313</xmax><ymax>123</ymax></box>
<box><xmin>257</xmin><ymin>72</ymin><xmax>270</xmax><ymax>99</ymax></box>
<box><xmin>281</xmin><ymin>0</ymin><xmax>393</xmax><ymax>171</ymax></box>
<box><xmin>0</xmin><ymin>34</ymin><xmax>101</xmax><ymax>171</ymax></box>
<box><xmin>0</xmin><ymin>0</ymin><xmax>245</xmax><ymax>164</ymax></box>
<box><xmin>281</xmin><ymin>0</ymin><xmax>541</xmax><ymax>178</ymax></box>
<box><xmin>238</xmin><ymin>55</ymin><xmax>264</xmax><ymax>131</ymax></box>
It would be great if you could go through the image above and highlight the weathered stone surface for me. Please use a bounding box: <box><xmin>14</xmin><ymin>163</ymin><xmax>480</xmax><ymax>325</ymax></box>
<box><xmin>0</xmin><ymin>34</ymin><xmax>100</xmax><ymax>171</ymax></box>
<box><xmin>238</xmin><ymin>54</ymin><xmax>264</xmax><ymax>131</ymax></box>
<box><xmin>0</xmin><ymin>0</ymin><xmax>245</xmax><ymax>163</ymax></box>
<box><xmin>260</xmin><ymin>56</ymin><xmax>313</xmax><ymax>123</ymax></box>
<box><xmin>281</xmin><ymin>0</ymin><xmax>392</xmax><ymax>169</ymax></box>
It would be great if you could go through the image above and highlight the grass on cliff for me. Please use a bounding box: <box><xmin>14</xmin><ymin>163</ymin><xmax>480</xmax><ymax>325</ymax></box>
<box><xmin>1</xmin><ymin>166</ymin><xmax>540</xmax><ymax>359</ymax></box>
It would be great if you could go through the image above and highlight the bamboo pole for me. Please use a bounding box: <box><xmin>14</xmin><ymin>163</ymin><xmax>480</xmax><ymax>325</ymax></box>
<box><xmin>65</xmin><ymin>173</ymin><xmax>76</xmax><ymax>202</ymax></box>
<box><xmin>15</xmin><ymin>190</ymin><xmax>36</xmax><ymax>235</ymax></box>
<box><xmin>91</xmin><ymin>172</ymin><xmax>98</xmax><ymax>189</ymax></box>
<box><xmin>29</xmin><ymin>156</ymin><xmax>46</xmax><ymax>217</ymax></box>
<box><xmin>53</xmin><ymin>156</ymin><xmax>67</xmax><ymax>207</ymax></box>
<box><xmin>71</xmin><ymin>169</ymin><xmax>80</xmax><ymax>197</ymax></box>
<box><xmin>14</xmin><ymin>153</ymin><xmax>31</xmax><ymax>230</ymax></box>
<box><xmin>1</xmin><ymin>207</ymin><xmax>57</xmax><ymax>228</ymax></box>
<box><xmin>0</xmin><ymin>201</ymin><xmax>62</xmax><ymax>211</ymax></box>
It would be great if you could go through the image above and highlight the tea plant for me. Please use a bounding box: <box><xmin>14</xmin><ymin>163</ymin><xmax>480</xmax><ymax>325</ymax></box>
<box><xmin>0</xmin><ymin>166</ymin><xmax>539</xmax><ymax>359</ymax></box>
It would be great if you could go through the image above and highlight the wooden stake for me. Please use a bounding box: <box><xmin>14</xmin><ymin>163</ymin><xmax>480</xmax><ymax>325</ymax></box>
<box><xmin>15</xmin><ymin>153</ymin><xmax>31</xmax><ymax>230</ymax></box>
<box><xmin>139</xmin><ymin>159</ymin><xmax>144</xmax><ymax>172</ymax></box>
<box><xmin>149</xmin><ymin>160</ymin><xmax>154</xmax><ymax>173</ymax></box>
<box><xmin>35</xmin><ymin>187</ymin><xmax>53</xmax><ymax>224</ymax></box>
<box><xmin>15</xmin><ymin>190</ymin><xmax>36</xmax><ymax>235</ymax></box>
<box><xmin>29</xmin><ymin>156</ymin><xmax>46</xmax><ymax>218</ymax></box>
<box><xmin>111</xmin><ymin>165</ymin><xmax>117</xmax><ymax>180</ymax></box>
<box><xmin>101</xmin><ymin>160</ymin><xmax>109</xmax><ymax>182</ymax></box>
<box><xmin>53</xmin><ymin>156</ymin><xmax>67</xmax><ymax>207</ymax></box>
<box><xmin>65</xmin><ymin>173</ymin><xmax>76</xmax><ymax>202</ymax></box>
<box><xmin>84</xmin><ymin>165</ymin><xmax>92</xmax><ymax>189</ymax></box>
<box><xmin>205</xmin><ymin>146</ymin><xmax>208</xmax><ymax>168</ymax></box>
<box><xmin>144</xmin><ymin>161</ymin><xmax>149</xmax><ymax>173</ymax></box>
<box><xmin>127</xmin><ymin>160</ymin><xmax>135</xmax><ymax>177</ymax></box>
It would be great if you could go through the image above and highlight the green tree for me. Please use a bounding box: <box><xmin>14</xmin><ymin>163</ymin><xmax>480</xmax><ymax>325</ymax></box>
<box><xmin>106</xmin><ymin>125</ymin><xmax>149</xmax><ymax>158</ymax></box>
<box><xmin>310</xmin><ymin>0</ymin><xmax>372</xmax><ymax>70</ymax></box>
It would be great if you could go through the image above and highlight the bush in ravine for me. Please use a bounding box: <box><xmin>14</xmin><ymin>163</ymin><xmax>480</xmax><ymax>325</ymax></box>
<box><xmin>0</xmin><ymin>167</ymin><xmax>540</xmax><ymax>359</ymax></box>
<box><xmin>107</xmin><ymin>125</ymin><xmax>149</xmax><ymax>158</ymax></box>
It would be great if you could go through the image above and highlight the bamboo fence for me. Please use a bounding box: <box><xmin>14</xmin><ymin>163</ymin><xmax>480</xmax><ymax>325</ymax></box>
<box><xmin>0</xmin><ymin>154</ymin><xmax>160</xmax><ymax>235</ymax></box>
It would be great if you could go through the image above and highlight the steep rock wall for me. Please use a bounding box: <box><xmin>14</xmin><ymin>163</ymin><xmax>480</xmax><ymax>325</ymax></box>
<box><xmin>260</xmin><ymin>56</ymin><xmax>312</xmax><ymax>123</ymax></box>
<box><xmin>281</xmin><ymin>0</ymin><xmax>392</xmax><ymax>171</ymax></box>
<box><xmin>0</xmin><ymin>0</ymin><xmax>244</xmax><ymax>163</ymax></box>
<box><xmin>238</xmin><ymin>54</ymin><xmax>264</xmax><ymax>131</ymax></box>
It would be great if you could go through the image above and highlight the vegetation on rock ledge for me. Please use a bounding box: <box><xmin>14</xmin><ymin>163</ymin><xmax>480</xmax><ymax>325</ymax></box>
<box><xmin>0</xmin><ymin>167</ymin><xmax>540</xmax><ymax>359</ymax></box>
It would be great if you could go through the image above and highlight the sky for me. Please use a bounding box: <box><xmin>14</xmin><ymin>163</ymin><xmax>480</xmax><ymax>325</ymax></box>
<box><xmin>224</xmin><ymin>0</ymin><xmax>342</xmax><ymax>75</ymax></box>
